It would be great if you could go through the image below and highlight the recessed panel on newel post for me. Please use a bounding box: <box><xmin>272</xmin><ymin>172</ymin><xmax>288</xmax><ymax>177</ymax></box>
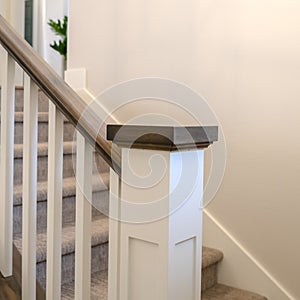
<box><xmin>107</xmin><ymin>125</ymin><xmax>218</xmax><ymax>300</ymax></box>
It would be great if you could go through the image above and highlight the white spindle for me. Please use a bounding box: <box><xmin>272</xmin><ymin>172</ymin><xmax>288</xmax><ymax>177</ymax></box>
<box><xmin>0</xmin><ymin>52</ymin><xmax>15</xmax><ymax>277</ymax></box>
<box><xmin>108</xmin><ymin>171</ymin><xmax>121</xmax><ymax>300</ymax></box>
<box><xmin>46</xmin><ymin>102</ymin><xmax>64</xmax><ymax>300</ymax></box>
<box><xmin>75</xmin><ymin>133</ymin><xmax>93</xmax><ymax>300</ymax></box>
<box><xmin>22</xmin><ymin>74</ymin><xmax>38</xmax><ymax>299</ymax></box>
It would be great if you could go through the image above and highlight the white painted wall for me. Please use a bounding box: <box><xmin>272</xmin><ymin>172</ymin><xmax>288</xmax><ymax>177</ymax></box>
<box><xmin>68</xmin><ymin>0</ymin><xmax>300</xmax><ymax>298</ymax></box>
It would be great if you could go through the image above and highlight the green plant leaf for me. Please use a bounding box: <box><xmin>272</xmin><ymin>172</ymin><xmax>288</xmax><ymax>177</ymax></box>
<box><xmin>48</xmin><ymin>16</ymin><xmax>68</xmax><ymax>60</ymax></box>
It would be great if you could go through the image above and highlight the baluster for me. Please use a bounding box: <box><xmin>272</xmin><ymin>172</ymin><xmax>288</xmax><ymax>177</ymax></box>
<box><xmin>46</xmin><ymin>102</ymin><xmax>64</xmax><ymax>299</ymax></box>
<box><xmin>75</xmin><ymin>132</ymin><xmax>93</xmax><ymax>300</ymax></box>
<box><xmin>108</xmin><ymin>171</ymin><xmax>121</xmax><ymax>300</ymax></box>
<box><xmin>22</xmin><ymin>74</ymin><xmax>38</xmax><ymax>299</ymax></box>
<box><xmin>0</xmin><ymin>52</ymin><xmax>15</xmax><ymax>277</ymax></box>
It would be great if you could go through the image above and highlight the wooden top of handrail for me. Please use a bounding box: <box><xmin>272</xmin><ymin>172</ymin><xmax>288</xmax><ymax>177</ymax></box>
<box><xmin>107</xmin><ymin>125</ymin><xmax>218</xmax><ymax>150</ymax></box>
<box><xmin>0</xmin><ymin>15</ymin><xmax>121</xmax><ymax>174</ymax></box>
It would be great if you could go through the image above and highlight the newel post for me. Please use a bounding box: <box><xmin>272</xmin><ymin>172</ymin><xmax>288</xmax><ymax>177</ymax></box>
<box><xmin>107</xmin><ymin>125</ymin><xmax>218</xmax><ymax>300</ymax></box>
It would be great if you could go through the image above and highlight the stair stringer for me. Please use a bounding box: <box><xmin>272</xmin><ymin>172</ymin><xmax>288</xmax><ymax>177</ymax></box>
<box><xmin>203</xmin><ymin>209</ymin><xmax>294</xmax><ymax>300</ymax></box>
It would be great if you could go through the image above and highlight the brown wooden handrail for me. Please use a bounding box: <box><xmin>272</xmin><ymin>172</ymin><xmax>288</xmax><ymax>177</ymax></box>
<box><xmin>0</xmin><ymin>15</ymin><xmax>121</xmax><ymax>175</ymax></box>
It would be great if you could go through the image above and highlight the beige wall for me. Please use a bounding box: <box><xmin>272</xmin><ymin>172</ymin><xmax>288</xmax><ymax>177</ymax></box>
<box><xmin>0</xmin><ymin>0</ymin><xmax>24</xmax><ymax>33</ymax></box>
<box><xmin>69</xmin><ymin>0</ymin><xmax>300</xmax><ymax>298</ymax></box>
<box><xmin>0</xmin><ymin>0</ymin><xmax>24</xmax><ymax>86</ymax></box>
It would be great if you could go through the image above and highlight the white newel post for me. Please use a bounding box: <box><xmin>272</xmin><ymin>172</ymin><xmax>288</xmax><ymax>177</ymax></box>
<box><xmin>107</xmin><ymin>125</ymin><xmax>218</xmax><ymax>300</ymax></box>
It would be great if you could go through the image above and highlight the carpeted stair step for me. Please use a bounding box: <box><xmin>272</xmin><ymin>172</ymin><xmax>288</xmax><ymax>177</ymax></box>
<box><xmin>13</xmin><ymin>141</ymin><xmax>76</xmax><ymax>185</ymax></box>
<box><xmin>202</xmin><ymin>284</ymin><xmax>267</xmax><ymax>300</ymax></box>
<box><xmin>13</xmin><ymin>215</ymin><xmax>109</xmax><ymax>289</ymax></box>
<box><xmin>13</xmin><ymin>141</ymin><xmax>109</xmax><ymax>185</ymax></box>
<box><xmin>13</xmin><ymin>173</ymin><xmax>110</xmax><ymax>235</ymax></box>
<box><xmin>0</xmin><ymin>87</ymin><xmax>49</xmax><ymax>112</ymax></box>
<box><xmin>13</xmin><ymin>111</ymin><xmax>75</xmax><ymax>143</ymax></box>
<box><xmin>202</xmin><ymin>247</ymin><xmax>224</xmax><ymax>291</ymax></box>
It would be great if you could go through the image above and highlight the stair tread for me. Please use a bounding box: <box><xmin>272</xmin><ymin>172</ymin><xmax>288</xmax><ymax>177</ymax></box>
<box><xmin>14</xmin><ymin>141</ymin><xmax>75</xmax><ymax>158</ymax></box>
<box><xmin>13</xmin><ymin>172</ymin><xmax>109</xmax><ymax>206</ymax></box>
<box><xmin>202</xmin><ymin>247</ymin><xmax>223</xmax><ymax>269</ymax></box>
<box><xmin>14</xmin><ymin>111</ymin><xmax>49</xmax><ymax>122</ymax></box>
<box><xmin>14</xmin><ymin>111</ymin><xmax>71</xmax><ymax>122</ymax></box>
<box><xmin>13</xmin><ymin>141</ymin><xmax>104</xmax><ymax>158</ymax></box>
<box><xmin>202</xmin><ymin>284</ymin><xmax>267</xmax><ymax>300</ymax></box>
<box><xmin>13</xmin><ymin>214</ymin><xmax>109</xmax><ymax>264</ymax></box>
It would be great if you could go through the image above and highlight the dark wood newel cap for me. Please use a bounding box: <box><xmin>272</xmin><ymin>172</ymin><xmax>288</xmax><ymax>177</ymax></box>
<box><xmin>107</xmin><ymin>125</ymin><xmax>218</xmax><ymax>151</ymax></box>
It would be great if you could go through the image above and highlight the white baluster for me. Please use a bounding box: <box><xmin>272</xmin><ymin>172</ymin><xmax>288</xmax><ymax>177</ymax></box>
<box><xmin>22</xmin><ymin>74</ymin><xmax>38</xmax><ymax>299</ymax></box>
<box><xmin>75</xmin><ymin>133</ymin><xmax>92</xmax><ymax>300</ymax></box>
<box><xmin>0</xmin><ymin>52</ymin><xmax>15</xmax><ymax>277</ymax></box>
<box><xmin>108</xmin><ymin>170</ymin><xmax>121</xmax><ymax>300</ymax></box>
<box><xmin>46</xmin><ymin>102</ymin><xmax>64</xmax><ymax>300</ymax></box>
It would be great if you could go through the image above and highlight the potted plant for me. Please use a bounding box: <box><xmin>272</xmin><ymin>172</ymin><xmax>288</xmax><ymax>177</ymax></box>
<box><xmin>48</xmin><ymin>16</ymin><xmax>68</xmax><ymax>74</ymax></box>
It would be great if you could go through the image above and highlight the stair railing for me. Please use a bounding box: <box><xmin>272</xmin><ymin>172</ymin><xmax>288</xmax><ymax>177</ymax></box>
<box><xmin>0</xmin><ymin>14</ymin><xmax>218</xmax><ymax>300</ymax></box>
<box><xmin>0</xmin><ymin>14</ymin><xmax>120</xmax><ymax>300</ymax></box>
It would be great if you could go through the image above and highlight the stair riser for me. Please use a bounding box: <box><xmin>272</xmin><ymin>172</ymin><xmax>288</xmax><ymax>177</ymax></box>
<box><xmin>13</xmin><ymin>190</ymin><xmax>109</xmax><ymax>235</ymax></box>
<box><xmin>14</xmin><ymin>121</ymin><xmax>75</xmax><ymax>143</ymax></box>
<box><xmin>201</xmin><ymin>264</ymin><xmax>219</xmax><ymax>292</ymax></box>
<box><xmin>37</xmin><ymin>242</ymin><xmax>109</xmax><ymax>289</ymax></box>
<box><xmin>14</xmin><ymin>152</ymin><xmax>76</xmax><ymax>185</ymax></box>
<box><xmin>0</xmin><ymin>88</ymin><xmax>50</xmax><ymax>112</ymax></box>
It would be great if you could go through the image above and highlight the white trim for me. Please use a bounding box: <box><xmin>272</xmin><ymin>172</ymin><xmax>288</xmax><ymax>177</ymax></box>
<box><xmin>203</xmin><ymin>209</ymin><xmax>295</xmax><ymax>300</ymax></box>
<box><xmin>64</xmin><ymin>68</ymin><xmax>87</xmax><ymax>91</ymax></box>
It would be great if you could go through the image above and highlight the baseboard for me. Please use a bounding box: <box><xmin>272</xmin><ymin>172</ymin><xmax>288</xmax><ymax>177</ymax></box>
<box><xmin>203</xmin><ymin>209</ymin><xmax>294</xmax><ymax>300</ymax></box>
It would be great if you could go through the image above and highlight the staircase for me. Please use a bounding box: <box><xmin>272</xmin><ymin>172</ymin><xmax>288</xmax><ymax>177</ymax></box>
<box><xmin>6</xmin><ymin>87</ymin><xmax>267</xmax><ymax>300</ymax></box>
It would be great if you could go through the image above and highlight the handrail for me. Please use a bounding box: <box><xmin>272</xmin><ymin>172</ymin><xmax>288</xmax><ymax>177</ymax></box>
<box><xmin>0</xmin><ymin>15</ymin><xmax>121</xmax><ymax>175</ymax></box>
